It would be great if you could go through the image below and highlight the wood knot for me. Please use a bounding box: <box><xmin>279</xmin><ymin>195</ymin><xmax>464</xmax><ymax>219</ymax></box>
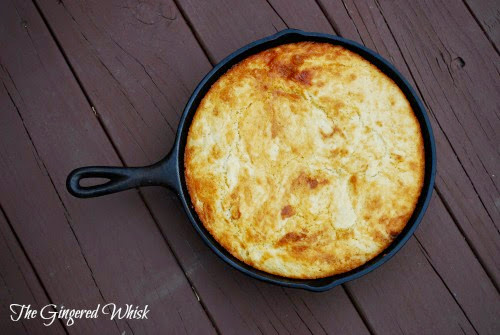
<box><xmin>451</xmin><ymin>56</ymin><xmax>465</xmax><ymax>69</ymax></box>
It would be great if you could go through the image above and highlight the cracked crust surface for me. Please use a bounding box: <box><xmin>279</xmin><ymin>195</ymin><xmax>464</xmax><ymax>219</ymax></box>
<box><xmin>185</xmin><ymin>42</ymin><xmax>425</xmax><ymax>279</ymax></box>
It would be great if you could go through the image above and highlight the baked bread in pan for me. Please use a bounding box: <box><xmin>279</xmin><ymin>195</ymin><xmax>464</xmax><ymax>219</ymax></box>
<box><xmin>185</xmin><ymin>42</ymin><xmax>424</xmax><ymax>279</ymax></box>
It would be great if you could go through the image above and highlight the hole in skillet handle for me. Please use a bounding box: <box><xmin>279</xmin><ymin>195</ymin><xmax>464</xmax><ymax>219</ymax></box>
<box><xmin>79</xmin><ymin>177</ymin><xmax>111</xmax><ymax>187</ymax></box>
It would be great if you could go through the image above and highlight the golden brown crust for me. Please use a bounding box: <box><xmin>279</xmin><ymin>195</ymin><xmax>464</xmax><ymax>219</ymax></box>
<box><xmin>185</xmin><ymin>42</ymin><xmax>425</xmax><ymax>279</ymax></box>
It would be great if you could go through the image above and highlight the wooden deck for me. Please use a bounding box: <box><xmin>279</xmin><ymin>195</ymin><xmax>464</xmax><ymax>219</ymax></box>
<box><xmin>0</xmin><ymin>0</ymin><xmax>498</xmax><ymax>333</ymax></box>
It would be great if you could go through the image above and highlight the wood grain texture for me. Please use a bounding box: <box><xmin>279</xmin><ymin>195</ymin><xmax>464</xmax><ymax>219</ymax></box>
<box><xmin>0</xmin><ymin>0</ymin><xmax>214</xmax><ymax>334</ymax></box>
<box><xmin>0</xmin><ymin>210</ymin><xmax>66</xmax><ymax>335</ymax></box>
<box><xmin>32</xmin><ymin>0</ymin><xmax>369</xmax><ymax>333</ymax></box>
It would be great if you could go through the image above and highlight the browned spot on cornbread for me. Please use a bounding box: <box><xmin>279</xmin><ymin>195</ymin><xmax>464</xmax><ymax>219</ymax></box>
<box><xmin>293</xmin><ymin>172</ymin><xmax>328</xmax><ymax>190</ymax></box>
<box><xmin>349</xmin><ymin>175</ymin><xmax>358</xmax><ymax>193</ymax></box>
<box><xmin>277</xmin><ymin>232</ymin><xmax>306</xmax><ymax>246</ymax></box>
<box><xmin>281</xmin><ymin>205</ymin><xmax>295</xmax><ymax>219</ymax></box>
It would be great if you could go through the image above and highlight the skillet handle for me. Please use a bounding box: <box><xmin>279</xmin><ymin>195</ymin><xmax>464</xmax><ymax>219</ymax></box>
<box><xmin>66</xmin><ymin>151</ymin><xmax>179</xmax><ymax>198</ymax></box>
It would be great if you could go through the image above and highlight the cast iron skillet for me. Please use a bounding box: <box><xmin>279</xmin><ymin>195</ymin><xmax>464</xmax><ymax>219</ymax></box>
<box><xmin>67</xmin><ymin>29</ymin><xmax>436</xmax><ymax>292</ymax></box>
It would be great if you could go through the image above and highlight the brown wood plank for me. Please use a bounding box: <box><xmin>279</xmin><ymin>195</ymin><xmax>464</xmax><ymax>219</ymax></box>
<box><xmin>463</xmin><ymin>0</ymin><xmax>500</xmax><ymax>49</ymax></box>
<box><xmin>0</xmin><ymin>0</ymin><xmax>214</xmax><ymax>334</ymax></box>
<box><xmin>0</xmin><ymin>210</ymin><xmax>67</xmax><ymax>335</ymax></box>
<box><xmin>174</xmin><ymin>0</ymin><xmax>498</xmax><ymax>333</ymax></box>
<box><xmin>33</xmin><ymin>0</ymin><xmax>371</xmax><ymax>333</ymax></box>
<box><xmin>316</xmin><ymin>0</ymin><xmax>500</xmax><ymax>288</ymax></box>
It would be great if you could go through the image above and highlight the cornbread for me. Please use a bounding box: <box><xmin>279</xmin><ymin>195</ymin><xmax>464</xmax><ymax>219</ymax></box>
<box><xmin>184</xmin><ymin>42</ymin><xmax>425</xmax><ymax>279</ymax></box>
